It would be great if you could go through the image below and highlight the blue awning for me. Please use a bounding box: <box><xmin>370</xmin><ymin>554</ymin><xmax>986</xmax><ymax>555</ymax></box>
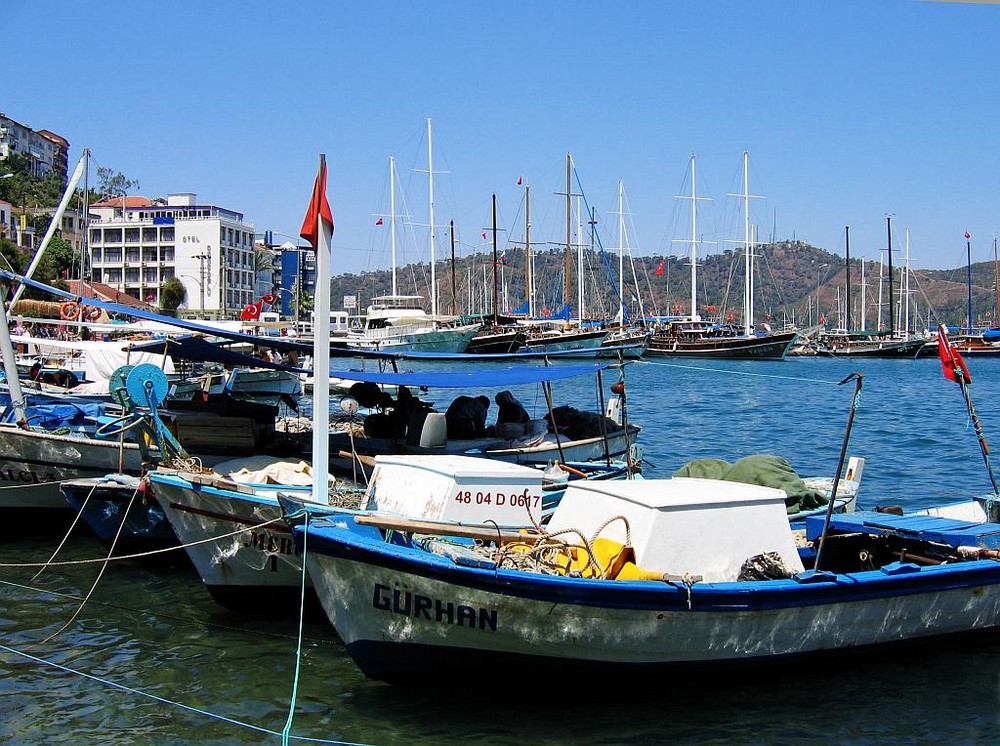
<box><xmin>318</xmin><ymin>362</ymin><xmax>612</xmax><ymax>388</ymax></box>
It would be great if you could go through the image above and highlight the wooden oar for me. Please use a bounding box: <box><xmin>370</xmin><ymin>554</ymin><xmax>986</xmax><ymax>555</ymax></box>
<box><xmin>354</xmin><ymin>514</ymin><xmax>542</xmax><ymax>545</ymax></box>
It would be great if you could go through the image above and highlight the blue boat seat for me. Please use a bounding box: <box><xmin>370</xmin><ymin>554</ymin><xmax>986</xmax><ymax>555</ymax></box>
<box><xmin>805</xmin><ymin>511</ymin><xmax>1000</xmax><ymax>551</ymax></box>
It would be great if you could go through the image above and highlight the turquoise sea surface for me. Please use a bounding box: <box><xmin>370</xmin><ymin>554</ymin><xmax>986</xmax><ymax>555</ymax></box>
<box><xmin>2</xmin><ymin>356</ymin><xmax>999</xmax><ymax>744</ymax></box>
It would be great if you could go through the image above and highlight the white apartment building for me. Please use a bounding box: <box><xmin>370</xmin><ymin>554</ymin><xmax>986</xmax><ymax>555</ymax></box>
<box><xmin>88</xmin><ymin>192</ymin><xmax>256</xmax><ymax>319</ymax></box>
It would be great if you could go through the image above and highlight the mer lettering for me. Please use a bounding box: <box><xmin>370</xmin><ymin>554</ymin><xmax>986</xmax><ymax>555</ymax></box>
<box><xmin>372</xmin><ymin>583</ymin><xmax>498</xmax><ymax>632</ymax></box>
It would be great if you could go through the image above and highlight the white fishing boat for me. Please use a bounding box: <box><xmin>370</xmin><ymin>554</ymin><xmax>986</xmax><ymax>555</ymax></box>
<box><xmin>146</xmin><ymin>453</ymin><xmax>580</xmax><ymax>610</ymax></box>
<box><xmin>324</xmin><ymin>362</ymin><xmax>640</xmax><ymax>471</ymax></box>
<box><xmin>296</xmin><ymin>475</ymin><xmax>1000</xmax><ymax>682</ymax></box>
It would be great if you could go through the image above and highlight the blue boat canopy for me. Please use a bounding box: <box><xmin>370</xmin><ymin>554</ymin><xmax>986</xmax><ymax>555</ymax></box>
<box><xmin>320</xmin><ymin>363</ymin><xmax>614</xmax><ymax>389</ymax></box>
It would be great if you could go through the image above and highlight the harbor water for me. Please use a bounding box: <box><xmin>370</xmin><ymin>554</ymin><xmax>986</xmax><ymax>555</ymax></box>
<box><xmin>2</xmin><ymin>356</ymin><xmax>999</xmax><ymax>744</ymax></box>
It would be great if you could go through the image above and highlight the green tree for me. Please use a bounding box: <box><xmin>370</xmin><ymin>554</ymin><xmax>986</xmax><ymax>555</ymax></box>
<box><xmin>160</xmin><ymin>277</ymin><xmax>186</xmax><ymax>315</ymax></box>
<box><xmin>96</xmin><ymin>166</ymin><xmax>140</xmax><ymax>200</ymax></box>
<box><xmin>0</xmin><ymin>237</ymin><xmax>25</xmax><ymax>274</ymax></box>
<box><xmin>45</xmin><ymin>236</ymin><xmax>75</xmax><ymax>279</ymax></box>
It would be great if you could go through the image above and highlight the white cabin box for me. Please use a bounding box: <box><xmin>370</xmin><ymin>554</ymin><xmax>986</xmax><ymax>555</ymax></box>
<box><xmin>362</xmin><ymin>454</ymin><xmax>545</xmax><ymax>527</ymax></box>
<box><xmin>545</xmin><ymin>478</ymin><xmax>804</xmax><ymax>582</ymax></box>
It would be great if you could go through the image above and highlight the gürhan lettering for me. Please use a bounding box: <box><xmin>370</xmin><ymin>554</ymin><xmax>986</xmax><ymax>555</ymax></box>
<box><xmin>372</xmin><ymin>583</ymin><xmax>497</xmax><ymax>631</ymax></box>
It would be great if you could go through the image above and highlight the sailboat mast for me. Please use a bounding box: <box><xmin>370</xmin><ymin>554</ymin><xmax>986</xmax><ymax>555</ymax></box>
<box><xmin>967</xmin><ymin>232</ymin><xmax>974</xmax><ymax>333</ymax></box>
<box><xmin>450</xmin><ymin>220</ymin><xmax>457</xmax><ymax>316</ymax></box>
<box><xmin>690</xmin><ymin>155</ymin><xmax>698</xmax><ymax>319</ymax></box>
<box><xmin>886</xmin><ymin>215</ymin><xmax>894</xmax><ymax>336</ymax></box>
<box><xmin>492</xmin><ymin>194</ymin><xmax>499</xmax><ymax>325</ymax></box>
<box><xmin>427</xmin><ymin>118</ymin><xmax>438</xmax><ymax>317</ymax></box>
<box><xmin>525</xmin><ymin>184</ymin><xmax>532</xmax><ymax>316</ymax></box>
<box><xmin>845</xmin><ymin>226</ymin><xmax>851</xmax><ymax>332</ymax></box>
<box><xmin>565</xmin><ymin>153</ymin><xmax>572</xmax><ymax>315</ymax></box>
<box><xmin>617</xmin><ymin>179</ymin><xmax>625</xmax><ymax>323</ymax></box>
<box><xmin>576</xmin><ymin>195</ymin><xmax>584</xmax><ymax>322</ymax></box>
<box><xmin>994</xmin><ymin>236</ymin><xmax>999</xmax><ymax>327</ymax></box>
<box><xmin>904</xmin><ymin>228</ymin><xmax>911</xmax><ymax>336</ymax></box>
<box><xmin>876</xmin><ymin>250</ymin><xmax>885</xmax><ymax>331</ymax></box>
<box><xmin>390</xmin><ymin>155</ymin><xmax>397</xmax><ymax>297</ymax></box>
<box><xmin>860</xmin><ymin>260</ymin><xmax>867</xmax><ymax>331</ymax></box>
<box><xmin>742</xmin><ymin>150</ymin><xmax>752</xmax><ymax>336</ymax></box>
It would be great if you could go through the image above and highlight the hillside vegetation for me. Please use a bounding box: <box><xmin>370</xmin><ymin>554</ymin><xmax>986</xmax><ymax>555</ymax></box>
<box><xmin>329</xmin><ymin>240</ymin><xmax>999</xmax><ymax>330</ymax></box>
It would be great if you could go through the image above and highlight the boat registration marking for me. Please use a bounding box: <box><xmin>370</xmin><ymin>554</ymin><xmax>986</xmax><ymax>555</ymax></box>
<box><xmin>453</xmin><ymin>489</ymin><xmax>541</xmax><ymax>510</ymax></box>
<box><xmin>373</xmin><ymin>582</ymin><xmax>498</xmax><ymax>632</ymax></box>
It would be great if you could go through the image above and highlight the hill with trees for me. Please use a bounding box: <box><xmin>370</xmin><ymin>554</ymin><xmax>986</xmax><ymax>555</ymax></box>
<box><xmin>328</xmin><ymin>239</ymin><xmax>998</xmax><ymax>331</ymax></box>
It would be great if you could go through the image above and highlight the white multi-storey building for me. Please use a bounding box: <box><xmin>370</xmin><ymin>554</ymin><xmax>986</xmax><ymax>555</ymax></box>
<box><xmin>88</xmin><ymin>192</ymin><xmax>256</xmax><ymax>319</ymax></box>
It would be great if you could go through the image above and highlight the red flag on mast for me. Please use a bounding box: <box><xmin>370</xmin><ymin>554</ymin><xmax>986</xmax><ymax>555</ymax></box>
<box><xmin>655</xmin><ymin>259</ymin><xmax>665</xmax><ymax>277</ymax></box>
<box><xmin>299</xmin><ymin>160</ymin><xmax>334</xmax><ymax>249</ymax></box>
<box><xmin>938</xmin><ymin>329</ymin><xmax>971</xmax><ymax>384</ymax></box>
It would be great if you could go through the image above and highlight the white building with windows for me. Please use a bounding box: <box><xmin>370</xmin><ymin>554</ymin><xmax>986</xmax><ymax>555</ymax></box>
<box><xmin>88</xmin><ymin>192</ymin><xmax>256</xmax><ymax>319</ymax></box>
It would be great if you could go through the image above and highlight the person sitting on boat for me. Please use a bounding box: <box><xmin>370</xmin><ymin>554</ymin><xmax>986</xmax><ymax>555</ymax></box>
<box><xmin>392</xmin><ymin>385</ymin><xmax>419</xmax><ymax>438</ymax></box>
<box><xmin>493</xmin><ymin>390</ymin><xmax>531</xmax><ymax>439</ymax></box>
<box><xmin>445</xmin><ymin>395</ymin><xmax>490</xmax><ymax>439</ymax></box>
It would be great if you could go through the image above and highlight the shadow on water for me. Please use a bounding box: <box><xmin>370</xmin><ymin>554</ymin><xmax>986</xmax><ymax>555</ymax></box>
<box><xmin>339</xmin><ymin>634</ymin><xmax>1000</xmax><ymax>745</ymax></box>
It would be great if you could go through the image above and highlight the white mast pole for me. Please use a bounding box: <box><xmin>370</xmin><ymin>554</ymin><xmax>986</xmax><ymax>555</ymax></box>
<box><xmin>310</xmin><ymin>155</ymin><xmax>332</xmax><ymax>504</ymax></box>
<box><xmin>690</xmin><ymin>155</ymin><xmax>698</xmax><ymax>319</ymax></box>
<box><xmin>389</xmin><ymin>155</ymin><xmax>397</xmax><ymax>297</ymax></box>
<box><xmin>12</xmin><ymin>149</ymin><xmax>90</xmax><ymax>306</ymax></box>
<box><xmin>427</xmin><ymin>118</ymin><xmax>437</xmax><ymax>318</ymax></box>
<box><xmin>672</xmin><ymin>153</ymin><xmax>712</xmax><ymax>321</ymax></box>
<box><xmin>617</xmin><ymin>179</ymin><xmax>625</xmax><ymax>323</ymax></box>
<box><xmin>860</xmin><ymin>260</ymin><xmax>867</xmax><ymax>331</ymax></box>
<box><xmin>877</xmin><ymin>250</ymin><xmax>885</xmax><ymax>331</ymax></box>
<box><xmin>904</xmin><ymin>228</ymin><xmax>911</xmax><ymax>336</ymax></box>
<box><xmin>743</xmin><ymin>150</ymin><xmax>752</xmax><ymax>335</ymax></box>
<box><xmin>576</xmin><ymin>194</ymin><xmax>584</xmax><ymax>322</ymax></box>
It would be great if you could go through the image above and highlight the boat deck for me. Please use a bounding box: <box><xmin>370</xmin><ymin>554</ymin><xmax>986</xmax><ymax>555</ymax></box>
<box><xmin>806</xmin><ymin>511</ymin><xmax>1000</xmax><ymax>550</ymax></box>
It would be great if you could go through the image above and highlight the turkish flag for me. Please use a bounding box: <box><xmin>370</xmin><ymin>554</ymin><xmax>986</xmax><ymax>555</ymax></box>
<box><xmin>299</xmin><ymin>160</ymin><xmax>334</xmax><ymax>250</ymax></box>
<box><xmin>241</xmin><ymin>302</ymin><xmax>263</xmax><ymax>321</ymax></box>
<box><xmin>938</xmin><ymin>331</ymin><xmax>971</xmax><ymax>384</ymax></box>
<box><xmin>655</xmin><ymin>259</ymin><xmax>664</xmax><ymax>277</ymax></box>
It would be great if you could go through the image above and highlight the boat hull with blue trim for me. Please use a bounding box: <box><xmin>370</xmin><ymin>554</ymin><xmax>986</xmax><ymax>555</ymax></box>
<box><xmin>60</xmin><ymin>474</ymin><xmax>178</xmax><ymax>553</ymax></box>
<box><xmin>296</xmin><ymin>478</ymin><xmax>1000</xmax><ymax>682</ymax></box>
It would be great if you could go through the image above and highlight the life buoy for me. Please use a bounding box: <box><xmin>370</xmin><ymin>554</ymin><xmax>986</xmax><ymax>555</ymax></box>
<box><xmin>726</xmin><ymin>312</ymin><xmax>736</xmax><ymax>322</ymax></box>
<box><xmin>60</xmin><ymin>302</ymin><xmax>79</xmax><ymax>320</ymax></box>
<box><xmin>86</xmin><ymin>306</ymin><xmax>102</xmax><ymax>321</ymax></box>
<box><xmin>670</xmin><ymin>304</ymin><xmax>682</xmax><ymax>314</ymax></box>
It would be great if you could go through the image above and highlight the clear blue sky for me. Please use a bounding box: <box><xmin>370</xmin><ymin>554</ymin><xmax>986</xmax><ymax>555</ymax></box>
<box><xmin>6</xmin><ymin>1</ymin><xmax>999</xmax><ymax>274</ymax></box>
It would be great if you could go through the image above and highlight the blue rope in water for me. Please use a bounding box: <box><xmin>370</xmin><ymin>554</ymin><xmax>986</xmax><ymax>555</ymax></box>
<box><xmin>282</xmin><ymin>511</ymin><xmax>309</xmax><ymax>745</ymax></box>
<box><xmin>0</xmin><ymin>640</ymin><xmax>365</xmax><ymax>744</ymax></box>
<box><xmin>638</xmin><ymin>359</ymin><xmax>841</xmax><ymax>385</ymax></box>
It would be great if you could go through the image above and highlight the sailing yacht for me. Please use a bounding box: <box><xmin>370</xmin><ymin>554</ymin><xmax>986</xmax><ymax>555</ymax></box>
<box><xmin>818</xmin><ymin>219</ymin><xmax>925</xmax><ymax>358</ymax></box>
<box><xmin>645</xmin><ymin>152</ymin><xmax>797</xmax><ymax>360</ymax></box>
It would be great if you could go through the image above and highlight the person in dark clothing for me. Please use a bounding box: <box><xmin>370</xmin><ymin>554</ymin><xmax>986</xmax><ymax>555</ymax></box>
<box><xmin>445</xmin><ymin>395</ymin><xmax>490</xmax><ymax>439</ymax></box>
<box><xmin>495</xmin><ymin>390</ymin><xmax>530</xmax><ymax>425</ymax></box>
